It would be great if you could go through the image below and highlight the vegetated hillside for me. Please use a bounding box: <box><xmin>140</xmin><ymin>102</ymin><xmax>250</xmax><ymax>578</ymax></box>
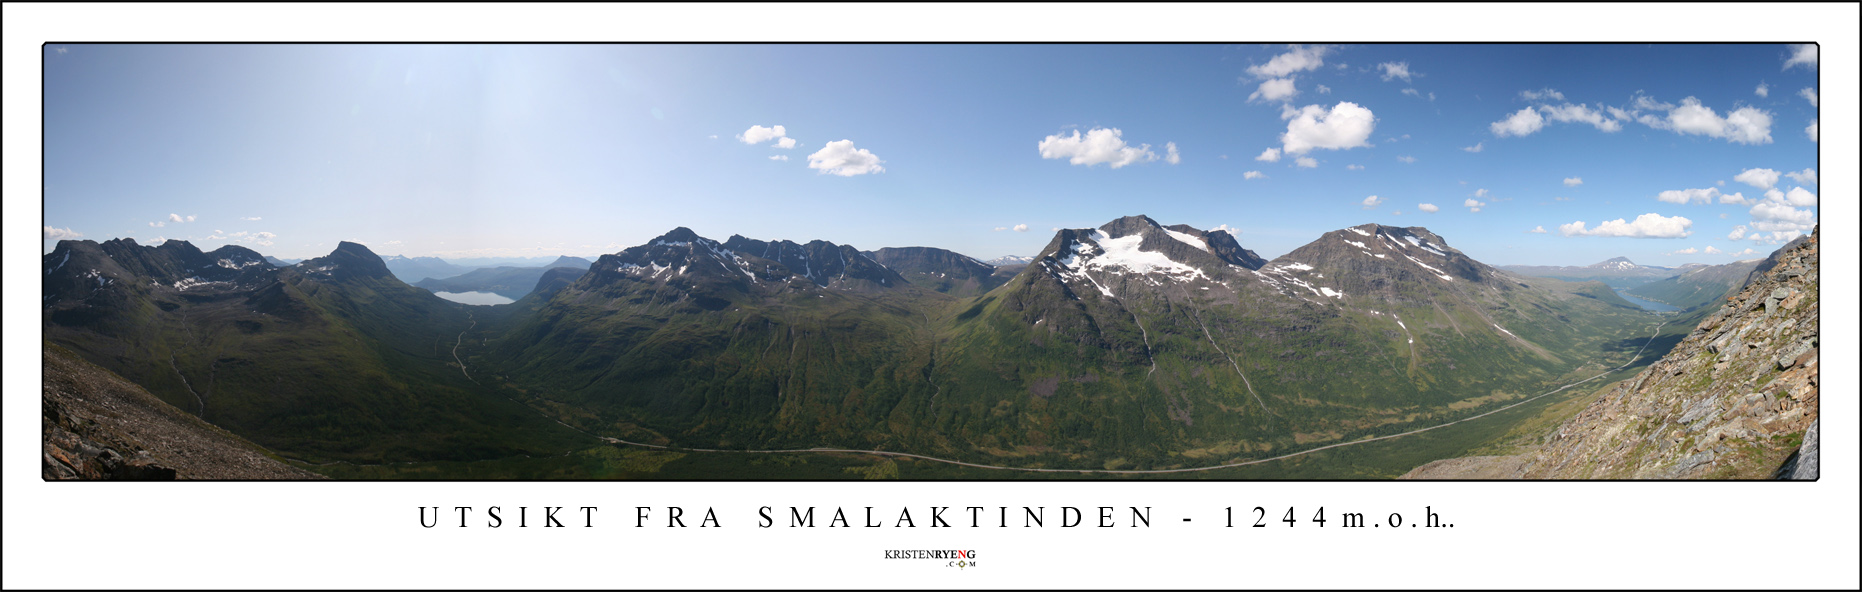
<box><xmin>865</xmin><ymin>246</ymin><xmax>1006</xmax><ymax>298</ymax></box>
<box><xmin>483</xmin><ymin>227</ymin><xmax>952</xmax><ymax>451</ymax></box>
<box><xmin>383</xmin><ymin>254</ymin><xmax>475</xmax><ymax>283</ymax></box>
<box><xmin>413</xmin><ymin>256</ymin><xmax>593</xmax><ymax>300</ymax></box>
<box><xmin>42</xmin><ymin>239</ymin><xmax>590</xmax><ymax>464</ymax></box>
<box><xmin>1502</xmin><ymin>257</ymin><xmax>1679</xmax><ymax>289</ymax></box>
<box><xmin>44</xmin><ymin>342</ymin><xmax>324</xmax><ymax>479</ymax></box>
<box><xmin>483</xmin><ymin>217</ymin><xmax>1667</xmax><ymax>471</ymax></box>
<box><xmin>1403</xmin><ymin>227</ymin><xmax>1818</xmax><ymax>479</ymax></box>
<box><xmin>1627</xmin><ymin>258</ymin><xmax>1764</xmax><ymax>311</ymax></box>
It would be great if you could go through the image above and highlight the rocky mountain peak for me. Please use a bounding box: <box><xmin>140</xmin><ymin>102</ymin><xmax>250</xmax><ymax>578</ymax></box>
<box><xmin>298</xmin><ymin>241</ymin><xmax>394</xmax><ymax>280</ymax></box>
<box><xmin>1098</xmin><ymin>214</ymin><xmax>1163</xmax><ymax>238</ymax></box>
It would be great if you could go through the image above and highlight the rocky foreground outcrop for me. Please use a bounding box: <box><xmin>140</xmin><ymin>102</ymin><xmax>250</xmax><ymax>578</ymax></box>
<box><xmin>1404</xmin><ymin>227</ymin><xmax>1818</xmax><ymax>479</ymax></box>
<box><xmin>43</xmin><ymin>343</ymin><xmax>324</xmax><ymax>480</ymax></box>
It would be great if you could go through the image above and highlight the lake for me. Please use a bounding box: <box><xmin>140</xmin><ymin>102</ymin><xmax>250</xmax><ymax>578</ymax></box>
<box><xmin>433</xmin><ymin>291</ymin><xmax>516</xmax><ymax>306</ymax></box>
<box><xmin>1614</xmin><ymin>289</ymin><xmax>1681</xmax><ymax>312</ymax></box>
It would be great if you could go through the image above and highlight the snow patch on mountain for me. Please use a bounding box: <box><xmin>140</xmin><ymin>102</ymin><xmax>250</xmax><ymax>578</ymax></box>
<box><xmin>1163</xmin><ymin>228</ymin><xmax>1212</xmax><ymax>253</ymax></box>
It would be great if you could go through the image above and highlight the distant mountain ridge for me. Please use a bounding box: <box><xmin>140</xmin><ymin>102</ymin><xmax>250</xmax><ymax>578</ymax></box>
<box><xmin>413</xmin><ymin>256</ymin><xmax>592</xmax><ymax>300</ymax></box>
<box><xmin>985</xmin><ymin>255</ymin><xmax>1036</xmax><ymax>266</ymax></box>
<box><xmin>1502</xmin><ymin>256</ymin><xmax>1680</xmax><ymax>289</ymax></box>
<box><xmin>1627</xmin><ymin>258</ymin><xmax>1765</xmax><ymax>311</ymax></box>
<box><xmin>382</xmin><ymin>254</ymin><xmax>474</xmax><ymax>283</ymax></box>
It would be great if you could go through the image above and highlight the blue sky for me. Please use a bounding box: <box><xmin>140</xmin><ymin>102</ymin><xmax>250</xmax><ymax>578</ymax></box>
<box><xmin>42</xmin><ymin>43</ymin><xmax>1820</xmax><ymax>266</ymax></box>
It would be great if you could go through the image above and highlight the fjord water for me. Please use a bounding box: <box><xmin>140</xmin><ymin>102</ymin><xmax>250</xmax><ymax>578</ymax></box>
<box><xmin>433</xmin><ymin>291</ymin><xmax>516</xmax><ymax>305</ymax></box>
<box><xmin>1614</xmin><ymin>288</ymin><xmax>1681</xmax><ymax>312</ymax></box>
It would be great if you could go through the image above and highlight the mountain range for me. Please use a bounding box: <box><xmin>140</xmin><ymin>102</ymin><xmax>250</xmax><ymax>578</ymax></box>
<box><xmin>44</xmin><ymin>215</ymin><xmax>1793</xmax><ymax>477</ymax></box>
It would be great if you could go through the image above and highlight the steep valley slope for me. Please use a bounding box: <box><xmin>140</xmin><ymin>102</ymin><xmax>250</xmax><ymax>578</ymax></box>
<box><xmin>1402</xmin><ymin>227</ymin><xmax>1819</xmax><ymax>479</ymax></box>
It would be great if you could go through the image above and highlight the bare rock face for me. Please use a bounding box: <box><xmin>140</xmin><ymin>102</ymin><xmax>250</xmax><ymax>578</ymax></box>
<box><xmin>1518</xmin><ymin>228</ymin><xmax>1819</xmax><ymax>479</ymax></box>
<box><xmin>41</xmin><ymin>343</ymin><xmax>324</xmax><ymax>480</ymax></box>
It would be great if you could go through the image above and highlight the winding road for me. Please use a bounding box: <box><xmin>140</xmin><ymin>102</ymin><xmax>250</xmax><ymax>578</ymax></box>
<box><xmin>453</xmin><ymin>312</ymin><xmax>476</xmax><ymax>383</ymax></box>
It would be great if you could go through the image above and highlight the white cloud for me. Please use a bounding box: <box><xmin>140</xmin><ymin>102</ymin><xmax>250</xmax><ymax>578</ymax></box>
<box><xmin>386</xmin><ymin>240</ymin><xmax>403</xmax><ymax>246</ymax></box>
<box><xmin>1748</xmin><ymin>201</ymin><xmax>1815</xmax><ymax>226</ymax></box>
<box><xmin>1656</xmin><ymin>187</ymin><xmax>1720</xmax><ymax>205</ymax></box>
<box><xmin>1279</xmin><ymin>102</ymin><xmax>1376</xmax><ymax>154</ymax></box>
<box><xmin>1667</xmin><ymin>247</ymin><xmax>1699</xmax><ymax>255</ymax></box>
<box><xmin>1754</xmin><ymin>83</ymin><xmax>1769</xmax><ymax>98</ymax></box>
<box><xmin>1315</xmin><ymin>84</ymin><xmax>1331</xmax><ymax>94</ymax></box>
<box><xmin>1728</xmin><ymin>248</ymin><xmax>1757</xmax><ymax>257</ymax></box>
<box><xmin>1418</xmin><ymin>203</ymin><xmax>1439</xmax><ymax>213</ymax></box>
<box><xmin>1401</xmin><ymin>88</ymin><xmax>1421</xmax><ymax>97</ymax></box>
<box><xmin>1249</xmin><ymin>78</ymin><xmax>1299</xmax><ymax>102</ymax></box>
<box><xmin>148</xmin><ymin>221</ymin><xmax>165</xmax><ymax>228</ymax></box>
<box><xmin>1805</xmin><ymin>119</ymin><xmax>1817</xmax><ymax>142</ymax></box>
<box><xmin>1783</xmin><ymin>44</ymin><xmax>1817</xmax><ymax>70</ymax></box>
<box><xmin>1520</xmin><ymin>88</ymin><xmax>1565</xmax><ymax>101</ymax></box>
<box><xmin>44</xmin><ymin>226</ymin><xmax>83</xmax><ymax>240</ymax></box>
<box><xmin>1540</xmin><ymin>103</ymin><xmax>1623</xmax><ymax>132</ymax></box>
<box><xmin>1361</xmin><ymin>195</ymin><xmax>1384</xmax><ymax>209</ymax></box>
<box><xmin>1295</xmin><ymin>156</ymin><xmax>1318</xmax><ymax>168</ymax></box>
<box><xmin>1798</xmin><ymin>87</ymin><xmax>1818</xmax><ymax>107</ymax></box>
<box><xmin>1397</xmin><ymin>156</ymin><xmax>1417</xmax><ymax>164</ymax></box>
<box><xmin>1563</xmin><ymin>177</ymin><xmax>1583</xmax><ymax>187</ymax></box>
<box><xmin>1554</xmin><ymin>197</ymin><xmax>1573</xmax><ymax>201</ymax></box>
<box><xmin>1247</xmin><ymin>44</ymin><xmax>1333</xmax><ymax>78</ymax></box>
<box><xmin>1377</xmin><ymin>61</ymin><xmax>1412</xmax><ymax>82</ymax></box>
<box><xmin>768</xmin><ymin>155</ymin><xmax>788</xmax><ymax>161</ymax></box>
<box><xmin>1528</xmin><ymin>226</ymin><xmax>1547</xmax><ymax>234</ymax></box>
<box><xmin>993</xmin><ymin>227</ymin><xmax>1007</xmax><ymax>232</ymax></box>
<box><xmin>1777</xmin><ymin>186</ymin><xmax>1817</xmax><ymax>207</ymax></box>
<box><xmin>1718</xmin><ymin>192</ymin><xmax>1754</xmax><ymax>205</ymax></box>
<box><xmin>708</xmin><ymin>135</ymin><xmax>718</xmax><ymax>139</ymax></box>
<box><xmin>1704</xmin><ymin>246</ymin><xmax>1723</xmax><ymax>255</ymax></box>
<box><xmin>240</xmin><ymin>216</ymin><xmax>261</xmax><ymax>221</ymax></box>
<box><xmin>1758</xmin><ymin>230</ymin><xmax>1805</xmax><ymax>245</ymax></box>
<box><xmin>806</xmin><ymin>139</ymin><xmax>886</xmax><ymax>176</ymax></box>
<box><xmin>1727</xmin><ymin>225</ymin><xmax>1748</xmax><ymax>240</ymax></box>
<box><xmin>1472</xmin><ymin>189</ymin><xmax>1490</xmax><ymax>199</ymax></box>
<box><xmin>1013</xmin><ymin>224</ymin><xmax>1029</xmax><ymax>232</ymax></box>
<box><xmin>1255</xmin><ymin>147</ymin><xmax>1281</xmax><ymax>162</ymax></box>
<box><xmin>1464</xmin><ymin>198</ymin><xmax>1486</xmax><ymax>212</ymax></box>
<box><xmin>1165</xmin><ymin>142</ymin><xmax>1181</xmax><ymax>165</ymax></box>
<box><xmin>1038</xmin><ymin>128</ymin><xmax>1162</xmax><ymax>169</ymax></box>
<box><xmin>1243</xmin><ymin>171</ymin><xmax>1266</xmax><ymax>180</ymax></box>
<box><xmin>1210</xmin><ymin>224</ymin><xmax>1240</xmax><ymax>236</ymax></box>
<box><xmin>1663</xmin><ymin>98</ymin><xmax>1773</xmax><ymax>144</ymax></box>
<box><xmin>1490</xmin><ymin>107</ymin><xmax>1546</xmax><ymax>137</ymax></box>
<box><xmin>1462</xmin><ymin>142</ymin><xmax>1483</xmax><ymax>153</ymax></box>
<box><xmin>1785</xmin><ymin>168</ymin><xmax>1817</xmax><ymax>186</ymax></box>
<box><xmin>737</xmin><ymin>125</ymin><xmax>792</xmax><ymax>146</ymax></box>
<box><xmin>1346</xmin><ymin>164</ymin><xmax>1364</xmax><ymax>170</ymax></box>
<box><xmin>1558</xmin><ymin>213</ymin><xmax>1693</xmax><ymax>238</ymax></box>
<box><xmin>1734</xmin><ymin>168</ymin><xmax>1780</xmax><ymax>190</ymax></box>
<box><xmin>774</xmin><ymin>137</ymin><xmax>797</xmax><ymax>149</ymax></box>
<box><xmin>168</xmin><ymin>213</ymin><xmax>184</xmax><ymax>223</ymax></box>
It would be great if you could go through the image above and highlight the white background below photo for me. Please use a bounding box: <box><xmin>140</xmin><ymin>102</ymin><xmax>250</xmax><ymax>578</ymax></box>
<box><xmin>5</xmin><ymin>3</ymin><xmax>1857</xmax><ymax>590</ymax></box>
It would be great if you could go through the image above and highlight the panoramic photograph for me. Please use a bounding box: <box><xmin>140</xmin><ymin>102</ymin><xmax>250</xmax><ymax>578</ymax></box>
<box><xmin>40</xmin><ymin>43</ymin><xmax>1820</xmax><ymax>480</ymax></box>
